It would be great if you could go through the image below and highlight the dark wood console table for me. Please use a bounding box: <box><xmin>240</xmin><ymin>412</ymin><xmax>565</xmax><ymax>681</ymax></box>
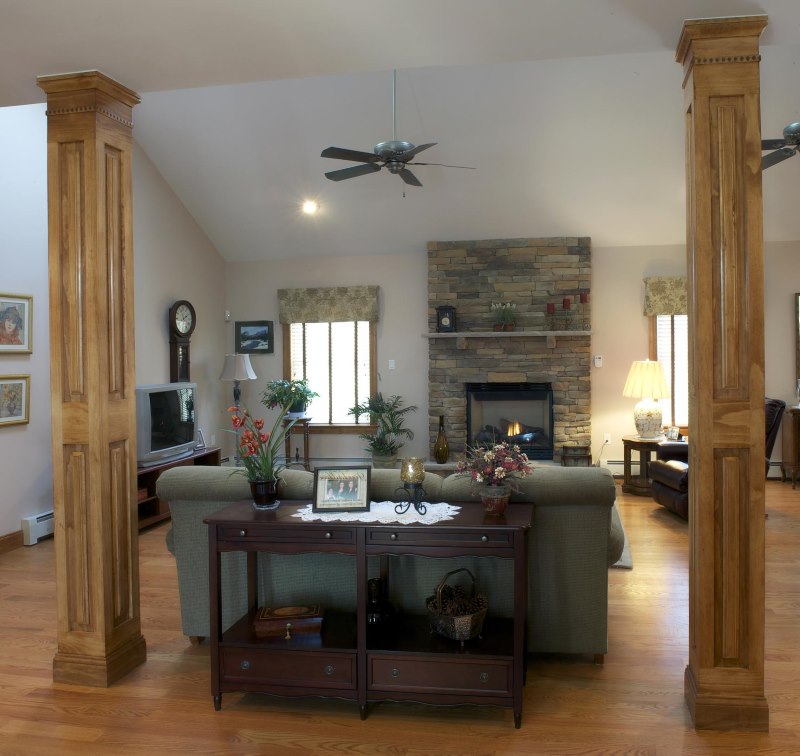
<box><xmin>622</xmin><ymin>435</ymin><xmax>663</xmax><ymax>496</ymax></box>
<box><xmin>205</xmin><ymin>500</ymin><xmax>532</xmax><ymax>727</ymax></box>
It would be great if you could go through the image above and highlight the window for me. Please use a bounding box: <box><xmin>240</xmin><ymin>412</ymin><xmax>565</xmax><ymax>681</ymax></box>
<box><xmin>650</xmin><ymin>314</ymin><xmax>689</xmax><ymax>428</ymax></box>
<box><xmin>285</xmin><ymin>321</ymin><xmax>376</xmax><ymax>427</ymax></box>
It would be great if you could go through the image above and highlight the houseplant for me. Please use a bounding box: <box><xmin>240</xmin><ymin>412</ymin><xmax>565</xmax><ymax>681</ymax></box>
<box><xmin>261</xmin><ymin>377</ymin><xmax>318</xmax><ymax>416</ymax></box>
<box><xmin>455</xmin><ymin>441</ymin><xmax>531</xmax><ymax>515</ymax></box>
<box><xmin>490</xmin><ymin>301</ymin><xmax>517</xmax><ymax>331</ymax></box>
<box><xmin>348</xmin><ymin>393</ymin><xmax>417</xmax><ymax>468</ymax></box>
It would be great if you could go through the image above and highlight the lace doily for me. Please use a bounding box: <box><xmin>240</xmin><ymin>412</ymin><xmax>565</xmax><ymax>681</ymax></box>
<box><xmin>291</xmin><ymin>500</ymin><xmax>461</xmax><ymax>525</ymax></box>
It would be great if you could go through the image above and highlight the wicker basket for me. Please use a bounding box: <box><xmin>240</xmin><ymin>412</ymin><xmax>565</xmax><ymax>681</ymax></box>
<box><xmin>425</xmin><ymin>567</ymin><xmax>488</xmax><ymax>642</ymax></box>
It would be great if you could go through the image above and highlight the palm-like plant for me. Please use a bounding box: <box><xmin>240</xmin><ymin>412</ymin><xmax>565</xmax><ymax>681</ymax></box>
<box><xmin>348</xmin><ymin>393</ymin><xmax>417</xmax><ymax>456</ymax></box>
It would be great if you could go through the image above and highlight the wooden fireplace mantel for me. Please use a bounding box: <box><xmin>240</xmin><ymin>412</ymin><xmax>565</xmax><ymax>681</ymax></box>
<box><xmin>423</xmin><ymin>330</ymin><xmax>591</xmax><ymax>349</ymax></box>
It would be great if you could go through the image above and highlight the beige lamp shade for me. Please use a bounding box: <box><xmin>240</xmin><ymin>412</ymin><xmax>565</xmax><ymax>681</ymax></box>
<box><xmin>219</xmin><ymin>353</ymin><xmax>257</xmax><ymax>382</ymax></box>
<box><xmin>622</xmin><ymin>360</ymin><xmax>670</xmax><ymax>439</ymax></box>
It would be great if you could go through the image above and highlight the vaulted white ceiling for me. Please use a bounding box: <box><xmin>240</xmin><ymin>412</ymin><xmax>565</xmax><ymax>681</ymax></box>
<box><xmin>3</xmin><ymin>0</ymin><xmax>799</xmax><ymax>261</ymax></box>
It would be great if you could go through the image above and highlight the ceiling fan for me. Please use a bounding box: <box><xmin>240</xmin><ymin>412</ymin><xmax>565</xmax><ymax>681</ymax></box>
<box><xmin>320</xmin><ymin>70</ymin><xmax>474</xmax><ymax>187</ymax></box>
<box><xmin>762</xmin><ymin>122</ymin><xmax>800</xmax><ymax>170</ymax></box>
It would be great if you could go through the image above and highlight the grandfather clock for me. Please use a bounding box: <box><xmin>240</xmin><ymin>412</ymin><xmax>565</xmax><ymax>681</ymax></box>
<box><xmin>168</xmin><ymin>300</ymin><xmax>196</xmax><ymax>382</ymax></box>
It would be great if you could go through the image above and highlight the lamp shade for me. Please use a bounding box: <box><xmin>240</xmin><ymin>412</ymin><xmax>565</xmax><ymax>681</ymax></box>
<box><xmin>219</xmin><ymin>353</ymin><xmax>256</xmax><ymax>382</ymax></box>
<box><xmin>622</xmin><ymin>360</ymin><xmax>670</xmax><ymax>439</ymax></box>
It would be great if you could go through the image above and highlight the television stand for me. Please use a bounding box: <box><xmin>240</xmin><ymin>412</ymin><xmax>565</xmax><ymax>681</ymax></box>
<box><xmin>136</xmin><ymin>446</ymin><xmax>220</xmax><ymax>530</ymax></box>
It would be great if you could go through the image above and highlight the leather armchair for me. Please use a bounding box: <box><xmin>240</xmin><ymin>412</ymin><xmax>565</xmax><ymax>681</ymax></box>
<box><xmin>649</xmin><ymin>397</ymin><xmax>786</xmax><ymax>520</ymax></box>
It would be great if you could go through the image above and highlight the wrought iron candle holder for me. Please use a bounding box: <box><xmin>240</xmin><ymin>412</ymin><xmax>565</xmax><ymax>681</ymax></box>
<box><xmin>395</xmin><ymin>457</ymin><xmax>427</xmax><ymax>515</ymax></box>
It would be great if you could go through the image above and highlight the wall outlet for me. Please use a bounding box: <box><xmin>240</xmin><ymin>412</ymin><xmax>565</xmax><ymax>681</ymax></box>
<box><xmin>603</xmin><ymin>432</ymin><xmax>611</xmax><ymax>444</ymax></box>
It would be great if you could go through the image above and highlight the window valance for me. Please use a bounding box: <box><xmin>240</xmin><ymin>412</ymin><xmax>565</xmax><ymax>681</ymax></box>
<box><xmin>278</xmin><ymin>286</ymin><xmax>380</xmax><ymax>324</ymax></box>
<box><xmin>643</xmin><ymin>276</ymin><xmax>687</xmax><ymax>316</ymax></box>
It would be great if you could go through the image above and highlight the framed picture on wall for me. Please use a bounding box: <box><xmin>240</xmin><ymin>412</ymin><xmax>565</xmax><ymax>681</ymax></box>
<box><xmin>0</xmin><ymin>294</ymin><xmax>32</xmax><ymax>353</ymax></box>
<box><xmin>235</xmin><ymin>320</ymin><xmax>274</xmax><ymax>354</ymax></box>
<box><xmin>0</xmin><ymin>375</ymin><xmax>30</xmax><ymax>426</ymax></box>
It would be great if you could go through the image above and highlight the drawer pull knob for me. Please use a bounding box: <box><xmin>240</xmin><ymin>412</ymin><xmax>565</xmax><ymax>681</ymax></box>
<box><xmin>240</xmin><ymin>660</ymin><xmax>251</xmax><ymax>671</ymax></box>
<box><xmin>479</xmin><ymin>672</ymin><xmax>489</xmax><ymax>683</ymax></box>
<box><xmin>390</xmin><ymin>533</ymin><xmax>398</xmax><ymax>541</ymax></box>
<box><xmin>324</xmin><ymin>665</ymin><xmax>335</xmax><ymax>676</ymax></box>
<box><xmin>325</xmin><ymin>531</ymin><xmax>333</xmax><ymax>539</ymax></box>
<box><xmin>239</xmin><ymin>530</ymin><xmax>247</xmax><ymax>537</ymax></box>
<box><xmin>481</xmin><ymin>535</ymin><xmax>489</xmax><ymax>543</ymax></box>
<box><xmin>391</xmin><ymin>668</ymin><xmax>400</xmax><ymax>678</ymax></box>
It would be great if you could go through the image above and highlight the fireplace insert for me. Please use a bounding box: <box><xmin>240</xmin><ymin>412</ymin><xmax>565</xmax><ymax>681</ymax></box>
<box><xmin>465</xmin><ymin>382</ymin><xmax>554</xmax><ymax>460</ymax></box>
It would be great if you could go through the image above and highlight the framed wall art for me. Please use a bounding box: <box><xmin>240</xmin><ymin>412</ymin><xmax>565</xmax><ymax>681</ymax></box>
<box><xmin>0</xmin><ymin>375</ymin><xmax>30</xmax><ymax>426</ymax></box>
<box><xmin>234</xmin><ymin>320</ymin><xmax>274</xmax><ymax>354</ymax></box>
<box><xmin>312</xmin><ymin>466</ymin><xmax>371</xmax><ymax>512</ymax></box>
<box><xmin>0</xmin><ymin>294</ymin><xmax>32</xmax><ymax>353</ymax></box>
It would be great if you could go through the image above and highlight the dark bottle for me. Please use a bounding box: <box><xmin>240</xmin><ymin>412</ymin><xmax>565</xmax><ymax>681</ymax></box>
<box><xmin>433</xmin><ymin>414</ymin><xmax>450</xmax><ymax>464</ymax></box>
<box><xmin>366</xmin><ymin>578</ymin><xmax>395</xmax><ymax>626</ymax></box>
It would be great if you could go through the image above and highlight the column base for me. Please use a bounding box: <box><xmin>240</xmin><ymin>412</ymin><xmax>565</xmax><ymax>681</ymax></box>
<box><xmin>53</xmin><ymin>634</ymin><xmax>146</xmax><ymax>687</ymax></box>
<box><xmin>684</xmin><ymin>664</ymin><xmax>769</xmax><ymax>731</ymax></box>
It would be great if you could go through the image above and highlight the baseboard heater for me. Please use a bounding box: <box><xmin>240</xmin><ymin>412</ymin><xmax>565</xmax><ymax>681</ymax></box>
<box><xmin>21</xmin><ymin>510</ymin><xmax>55</xmax><ymax>546</ymax></box>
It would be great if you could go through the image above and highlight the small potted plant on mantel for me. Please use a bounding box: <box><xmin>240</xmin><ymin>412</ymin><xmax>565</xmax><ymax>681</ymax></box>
<box><xmin>348</xmin><ymin>393</ymin><xmax>417</xmax><ymax>469</ymax></box>
<box><xmin>490</xmin><ymin>301</ymin><xmax>517</xmax><ymax>331</ymax></box>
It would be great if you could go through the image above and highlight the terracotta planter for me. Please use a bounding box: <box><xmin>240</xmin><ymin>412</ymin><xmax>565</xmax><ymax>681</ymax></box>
<box><xmin>503</xmin><ymin>323</ymin><xmax>515</xmax><ymax>331</ymax></box>
<box><xmin>493</xmin><ymin>323</ymin><xmax>503</xmax><ymax>332</ymax></box>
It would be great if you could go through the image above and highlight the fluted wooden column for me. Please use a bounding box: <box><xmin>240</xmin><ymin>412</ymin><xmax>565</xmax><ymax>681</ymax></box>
<box><xmin>676</xmin><ymin>17</ymin><xmax>769</xmax><ymax>730</ymax></box>
<box><xmin>38</xmin><ymin>71</ymin><xmax>145</xmax><ymax>686</ymax></box>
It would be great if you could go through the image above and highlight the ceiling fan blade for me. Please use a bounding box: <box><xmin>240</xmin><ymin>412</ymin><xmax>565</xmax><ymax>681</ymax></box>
<box><xmin>413</xmin><ymin>161</ymin><xmax>476</xmax><ymax>170</ymax></box>
<box><xmin>399</xmin><ymin>168</ymin><xmax>422</xmax><ymax>187</ymax></box>
<box><xmin>762</xmin><ymin>138</ymin><xmax>786</xmax><ymax>150</ymax></box>
<box><xmin>762</xmin><ymin>147</ymin><xmax>797</xmax><ymax>170</ymax></box>
<box><xmin>399</xmin><ymin>142</ymin><xmax>437</xmax><ymax>159</ymax></box>
<box><xmin>321</xmin><ymin>146</ymin><xmax>381</xmax><ymax>163</ymax></box>
<box><xmin>324</xmin><ymin>163</ymin><xmax>382</xmax><ymax>182</ymax></box>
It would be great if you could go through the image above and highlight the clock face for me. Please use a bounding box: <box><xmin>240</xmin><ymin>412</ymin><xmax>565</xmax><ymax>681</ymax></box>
<box><xmin>174</xmin><ymin>304</ymin><xmax>193</xmax><ymax>334</ymax></box>
<box><xmin>441</xmin><ymin>315</ymin><xmax>450</xmax><ymax>326</ymax></box>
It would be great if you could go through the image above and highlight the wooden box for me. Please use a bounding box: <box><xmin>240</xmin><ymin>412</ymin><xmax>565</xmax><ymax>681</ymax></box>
<box><xmin>254</xmin><ymin>605</ymin><xmax>323</xmax><ymax>639</ymax></box>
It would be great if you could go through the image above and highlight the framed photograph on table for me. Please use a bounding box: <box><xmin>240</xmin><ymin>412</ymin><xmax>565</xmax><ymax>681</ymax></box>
<box><xmin>0</xmin><ymin>375</ymin><xmax>30</xmax><ymax>426</ymax></box>
<box><xmin>0</xmin><ymin>294</ymin><xmax>32</xmax><ymax>353</ymax></box>
<box><xmin>313</xmin><ymin>466</ymin><xmax>371</xmax><ymax>512</ymax></box>
<box><xmin>235</xmin><ymin>320</ymin><xmax>274</xmax><ymax>354</ymax></box>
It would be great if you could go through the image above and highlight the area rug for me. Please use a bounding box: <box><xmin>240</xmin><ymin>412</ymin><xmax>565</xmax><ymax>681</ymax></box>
<box><xmin>611</xmin><ymin>506</ymin><xmax>633</xmax><ymax>569</ymax></box>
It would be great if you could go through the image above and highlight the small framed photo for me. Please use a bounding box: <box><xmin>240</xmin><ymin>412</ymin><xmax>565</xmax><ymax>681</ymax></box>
<box><xmin>666</xmin><ymin>426</ymin><xmax>681</xmax><ymax>441</ymax></box>
<box><xmin>313</xmin><ymin>466</ymin><xmax>371</xmax><ymax>512</ymax></box>
<box><xmin>436</xmin><ymin>305</ymin><xmax>456</xmax><ymax>333</ymax></box>
<box><xmin>0</xmin><ymin>294</ymin><xmax>32</xmax><ymax>353</ymax></box>
<box><xmin>0</xmin><ymin>375</ymin><xmax>30</xmax><ymax>427</ymax></box>
<box><xmin>235</xmin><ymin>320</ymin><xmax>274</xmax><ymax>354</ymax></box>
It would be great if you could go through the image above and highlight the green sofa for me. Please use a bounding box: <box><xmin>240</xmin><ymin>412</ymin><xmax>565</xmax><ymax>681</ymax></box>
<box><xmin>155</xmin><ymin>465</ymin><xmax>624</xmax><ymax>660</ymax></box>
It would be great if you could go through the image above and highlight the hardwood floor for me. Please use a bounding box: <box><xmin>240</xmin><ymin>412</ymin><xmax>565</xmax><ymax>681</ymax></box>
<box><xmin>0</xmin><ymin>483</ymin><xmax>798</xmax><ymax>754</ymax></box>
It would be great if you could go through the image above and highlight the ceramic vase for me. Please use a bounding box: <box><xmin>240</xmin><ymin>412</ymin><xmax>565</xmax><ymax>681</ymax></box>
<box><xmin>480</xmin><ymin>484</ymin><xmax>510</xmax><ymax>516</ymax></box>
<box><xmin>250</xmin><ymin>479</ymin><xmax>279</xmax><ymax>510</ymax></box>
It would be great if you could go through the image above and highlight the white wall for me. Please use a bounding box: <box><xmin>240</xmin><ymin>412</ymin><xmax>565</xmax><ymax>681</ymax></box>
<box><xmin>0</xmin><ymin>104</ymin><xmax>52</xmax><ymax>536</ymax></box>
<box><xmin>225</xmin><ymin>252</ymin><xmax>430</xmax><ymax>463</ymax></box>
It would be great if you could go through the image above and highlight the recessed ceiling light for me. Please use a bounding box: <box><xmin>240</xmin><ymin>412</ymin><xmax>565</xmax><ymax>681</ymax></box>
<box><xmin>301</xmin><ymin>200</ymin><xmax>319</xmax><ymax>215</ymax></box>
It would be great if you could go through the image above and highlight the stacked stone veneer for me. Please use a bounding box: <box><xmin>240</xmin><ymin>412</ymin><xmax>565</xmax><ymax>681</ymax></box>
<box><xmin>427</xmin><ymin>237</ymin><xmax>591</xmax><ymax>462</ymax></box>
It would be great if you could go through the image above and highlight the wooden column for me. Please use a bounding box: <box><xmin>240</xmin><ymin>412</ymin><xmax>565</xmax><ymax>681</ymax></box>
<box><xmin>38</xmin><ymin>72</ymin><xmax>145</xmax><ymax>686</ymax></box>
<box><xmin>676</xmin><ymin>17</ymin><xmax>769</xmax><ymax>730</ymax></box>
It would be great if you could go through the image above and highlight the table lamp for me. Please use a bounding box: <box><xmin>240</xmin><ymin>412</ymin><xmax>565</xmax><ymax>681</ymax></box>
<box><xmin>219</xmin><ymin>353</ymin><xmax>257</xmax><ymax>464</ymax></box>
<box><xmin>622</xmin><ymin>359</ymin><xmax>670</xmax><ymax>439</ymax></box>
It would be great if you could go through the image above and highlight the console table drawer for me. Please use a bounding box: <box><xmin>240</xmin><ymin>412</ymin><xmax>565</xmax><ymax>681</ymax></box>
<box><xmin>366</xmin><ymin>528</ymin><xmax>513</xmax><ymax>549</ymax></box>
<box><xmin>221</xmin><ymin>648</ymin><xmax>355</xmax><ymax>688</ymax></box>
<box><xmin>369</xmin><ymin>654</ymin><xmax>511</xmax><ymax>695</ymax></box>
<box><xmin>218</xmin><ymin>525</ymin><xmax>357</xmax><ymax>546</ymax></box>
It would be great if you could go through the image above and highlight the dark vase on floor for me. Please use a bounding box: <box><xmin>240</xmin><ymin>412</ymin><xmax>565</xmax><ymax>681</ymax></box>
<box><xmin>433</xmin><ymin>415</ymin><xmax>450</xmax><ymax>464</ymax></box>
<box><xmin>250</xmin><ymin>479</ymin><xmax>279</xmax><ymax>510</ymax></box>
<box><xmin>366</xmin><ymin>578</ymin><xmax>395</xmax><ymax>626</ymax></box>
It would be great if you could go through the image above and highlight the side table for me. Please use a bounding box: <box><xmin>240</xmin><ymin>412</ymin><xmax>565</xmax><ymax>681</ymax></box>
<box><xmin>622</xmin><ymin>435</ymin><xmax>663</xmax><ymax>496</ymax></box>
<box><xmin>780</xmin><ymin>406</ymin><xmax>800</xmax><ymax>488</ymax></box>
<box><xmin>283</xmin><ymin>416</ymin><xmax>311</xmax><ymax>470</ymax></box>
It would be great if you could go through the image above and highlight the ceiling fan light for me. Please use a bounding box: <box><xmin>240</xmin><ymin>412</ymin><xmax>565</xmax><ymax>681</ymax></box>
<box><xmin>301</xmin><ymin>200</ymin><xmax>319</xmax><ymax>215</ymax></box>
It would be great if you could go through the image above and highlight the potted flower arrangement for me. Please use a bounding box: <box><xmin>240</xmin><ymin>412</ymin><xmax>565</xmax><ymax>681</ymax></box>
<box><xmin>455</xmin><ymin>441</ymin><xmax>531</xmax><ymax>515</ymax></box>
<box><xmin>348</xmin><ymin>393</ymin><xmax>417</xmax><ymax>468</ymax></box>
<box><xmin>490</xmin><ymin>301</ymin><xmax>517</xmax><ymax>331</ymax></box>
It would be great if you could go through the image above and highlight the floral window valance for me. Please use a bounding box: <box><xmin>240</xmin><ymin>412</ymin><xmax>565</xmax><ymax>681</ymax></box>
<box><xmin>278</xmin><ymin>286</ymin><xmax>380</xmax><ymax>324</ymax></box>
<box><xmin>643</xmin><ymin>276</ymin><xmax>687</xmax><ymax>316</ymax></box>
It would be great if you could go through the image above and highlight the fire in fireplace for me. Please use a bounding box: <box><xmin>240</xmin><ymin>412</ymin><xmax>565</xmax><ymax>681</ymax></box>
<box><xmin>465</xmin><ymin>382</ymin><xmax>554</xmax><ymax>460</ymax></box>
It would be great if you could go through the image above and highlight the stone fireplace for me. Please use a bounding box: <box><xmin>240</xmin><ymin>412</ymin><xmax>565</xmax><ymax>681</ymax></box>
<box><xmin>427</xmin><ymin>237</ymin><xmax>591</xmax><ymax>463</ymax></box>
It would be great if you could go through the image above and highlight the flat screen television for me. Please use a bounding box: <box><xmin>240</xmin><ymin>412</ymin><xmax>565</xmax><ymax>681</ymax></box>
<box><xmin>136</xmin><ymin>382</ymin><xmax>197</xmax><ymax>467</ymax></box>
